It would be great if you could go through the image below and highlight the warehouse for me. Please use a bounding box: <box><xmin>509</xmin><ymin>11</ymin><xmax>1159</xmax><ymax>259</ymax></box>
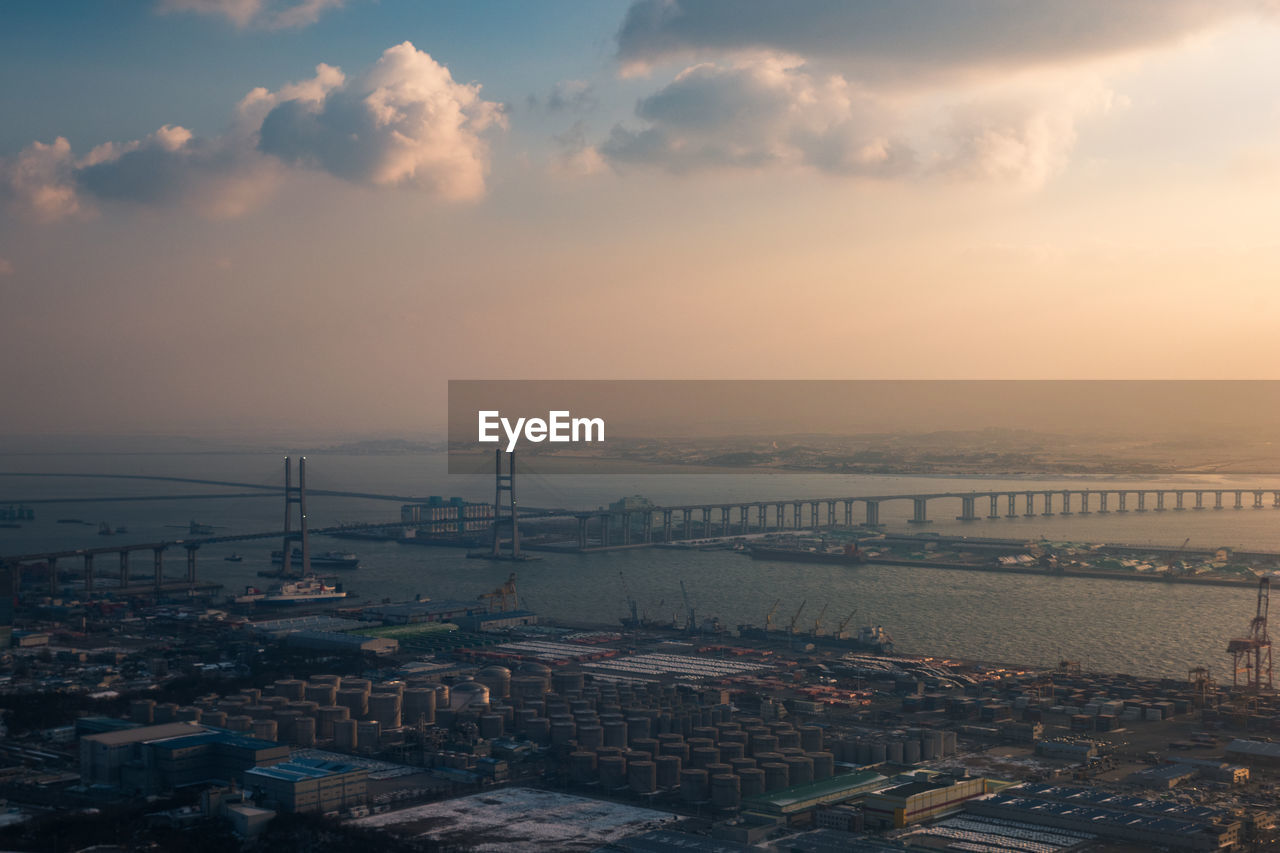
<box><xmin>243</xmin><ymin>757</ymin><xmax>368</xmax><ymax>814</ymax></box>
<box><xmin>741</xmin><ymin>770</ymin><xmax>886</xmax><ymax>825</ymax></box>
<box><xmin>862</xmin><ymin>774</ymin><xmax>989</xmax><ymax>829</ymax></box>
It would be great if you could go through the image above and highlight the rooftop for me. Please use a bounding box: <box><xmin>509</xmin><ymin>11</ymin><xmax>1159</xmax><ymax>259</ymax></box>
<box><xmin>82</xmin><ymin>722</ymin><xmax>205</xmax><ymax>747</ymax></box>
<box><xmin>743</xmin><ymin>770</ymin><xmax>887</xmax><ymax>812</ymax></box>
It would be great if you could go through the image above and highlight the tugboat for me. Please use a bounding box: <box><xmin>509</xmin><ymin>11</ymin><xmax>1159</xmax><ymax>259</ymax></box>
<box><xmin>224</xmin><ymin>553</ymin><xmax>244</xmax><ymax>563</ymax></box>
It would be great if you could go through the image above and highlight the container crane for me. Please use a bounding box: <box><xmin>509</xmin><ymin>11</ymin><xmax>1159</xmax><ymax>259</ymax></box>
<box><xmin>835</xmin><ymin>609</ymin><xmax>857</xmax><ymax>640</ymax></box>
<box><xmin>788</xmin><ymin>600</ymin><xmax>806</xmax><ymax>636</ymax></box>
<box><xmin>812</xmin><ymin>602</ymin><xmax>829</xmax><ymax>637</ymax></box>
<box><xmin>764</xmin><ymin>598</ymin><xmax>781</xmax><ymax>633</ymax></box>
<box><xmin>1227</xmin><ymin>576</ymin><xmax>1272</xmax><ymax>691</ymax></box>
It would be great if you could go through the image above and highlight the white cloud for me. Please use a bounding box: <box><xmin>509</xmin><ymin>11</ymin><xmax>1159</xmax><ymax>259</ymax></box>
<box><xmin>1</xmin><ymin>138</ymin><xmax>81</xmax><ymax>223</ymax></box>
<box><xmin>938</xmin><ymin>80</ymin><xmax>1123</xmax><ymax>189</ymax></box>
<box><xmin>601</xmin><ymin>57</ymin><xmax>912</xmax><ymax>176</ymax></box>
<box><xmin>257</xmin><ymin>42</ymin><xmax>506</xmax><ymax>199</ymax></box>
<box><xmin>0</xmin><ymin>44</ymin><xmax>505</xmax><ymax>223</ymax></box>
<box><xmin>156</xmin><ymin>0</ymin><xmax>344</xmax><ymax>29</ymax></box>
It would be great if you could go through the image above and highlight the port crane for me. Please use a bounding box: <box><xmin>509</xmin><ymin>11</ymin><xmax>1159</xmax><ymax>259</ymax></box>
<box><xmin>764</xmin><ymin>599</ymin><xmax>781</xmax><ymax>632</ymax></box>
<box><xmin>618</xmin><ymin>571</ymin><xmax>639</xmax><ymax>626</ymax></box>
<box><xmin>1227</xmin><ymin>576</ymin><xmax>1272</xmax><ymax>691</ymax></box>
<box><xmin>811</xmin><ymin>602</ymin><xmax>829</xmax><ymax>637</ymax></box>
<box><xmin>1167</xmin><ymin>537</ymin><xmax>1191</xmax><ymax>576</ymax></box>
<box><xmin>835</xmin><ymin>609</ymin><xmax>857</xmax><ymax>640</ymax></box>
<box><xmin>479</xmin><ymin>573</ymin><xmax>519</xmax><ymax>612</ymax></box>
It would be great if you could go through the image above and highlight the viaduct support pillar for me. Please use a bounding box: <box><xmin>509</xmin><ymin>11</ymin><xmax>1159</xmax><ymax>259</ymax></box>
<box><xmin>1041</xmin><ymin>491</ymin><xmax>1054</xmax><ymax>516</ymax></box>
<box><xmin>1006</xmin><ymin>494</ymin><xmax>1018</xmax><ymax>518</ymax></box>
<box><xmin>578</xmin><ymin>516</ymin><xmax>588</xmax><ymax>550</ymax></box>
<box><xmin>864</xmin><ymin>501</ymin><xmax>880</xmax><ymax>527</ymax></box>
<box><xmin>909</xmin><ymin>498</ymin><xmax>931</xmax><ymax>525</ymax></box>
<box><xmin>957</xmin><ymin>496</ymin><xmax>977</xmax><ymax>522</ymax></box>
<box><xmin>1079</xmin><ymin>491</ymin><xmax>1091</xmax><ymax>514</ymax></box>
<box><xmin>1060</xmin><ymin>490</ymin><xmax>1072</xmax><ymax>516</ymax></box>
<box><xmin>988</xmin><ymin>495</ymin><xmax>1000</xmax><ymax>519</ymax></box>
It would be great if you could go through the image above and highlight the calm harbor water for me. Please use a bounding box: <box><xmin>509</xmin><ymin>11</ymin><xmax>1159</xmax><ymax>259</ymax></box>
<box><xmin>3</xmin><ymin>451</ymin><xmax>1280</xmax><ymax>679</ymax></box>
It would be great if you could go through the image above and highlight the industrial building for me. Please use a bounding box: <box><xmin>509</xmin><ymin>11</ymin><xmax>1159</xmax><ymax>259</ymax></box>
<box><xmin>243</xmin><ymin>757</ymin><xmax>368</xmax><ymax>814</ymax></box>
<box><xmin>80</xmin><ymin>724</ymin><xmax>289</xmax><ymax>794</ymax></box>
<box><xmin>740</xmin><ymin>771</ymin><xmax>886</xmax><ymax>825</ymax></box>
<box><xmin>861</xmin><ymin>774</ymin><xmax>989</xmax><ymax>829</ymax></box>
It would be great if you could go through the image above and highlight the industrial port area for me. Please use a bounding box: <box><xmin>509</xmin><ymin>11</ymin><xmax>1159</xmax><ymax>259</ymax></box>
<box><xmin>4</xmin><ymin>516</ymin><xmax>1280</xmax><ymax>853</ymax></box>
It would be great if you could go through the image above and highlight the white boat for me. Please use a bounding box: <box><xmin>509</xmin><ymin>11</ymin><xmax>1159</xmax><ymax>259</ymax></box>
<box><xmin>234</xmin><ymin>575</ymin><xmax>347</xmax><ymax>606</ymax></box>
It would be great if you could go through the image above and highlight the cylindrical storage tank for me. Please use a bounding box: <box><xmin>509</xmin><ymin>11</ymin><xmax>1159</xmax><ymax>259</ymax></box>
<box><xmin>274</xmin><ymin>679</ymin><xmax>306</xmax><ymax>700</ymax></box>
<box><xmin>855</xmin><ymin>741</ymin><xmax>871</xmax><ymax>764</ymax></box>
<box><xmin>904</xmin><ymin>740</ymin><xmax>921</xmax><ymax>764</ymax></box>
<box><xmin>687</xmin><ymin>737</ymin><xmax>715</xmax><ymax>752</ymax></box>
<box><xmin>306</xmin><ymin>683</ymin><xmax>338</xmax><ymax>705</ymax></box>
<box><xmin>317</xmin><ymin>705</ymin><xmax>349</xmax><ymax>739</ymax></box>
<box><xmin>692</xmin><ymin>726</ymin><xmax>719</xmax><ymax>743</ymax></box>
<box><xmin>479</xmin><ymin>714</ymin><xmax>504</xmax><ymax>740</ymax></box>
<box><xmin>516</xmin><ymin>662</ymin><xmax>552</xmax><ymax>690</ymax></box>
<box><xmin>337</xmin><ymin>689</ymin><xmax>368</xmax><ymax>719</ymax></box>
<box><xmin>869</xmin><ymin>742</ymin><xmax>888</xmax><ymax>763</ymax></box>
<box><xmin>526</xmin><ymin>717</ymin><xmax>552</xmax><ymax>744</ymax></box>
<box><xmin>750</xmin><ymin>734</ymin><xmax>779</xmax><ymax>756</ymax></box>
<box><xmin>690</xmin><ymin>747</ymin><xmax>719</xmax><ymax>769</ymax></box>
<box><xmin>578</xmin><ymin>725</ymin><xmax>604</xmax><ymax>751</ymax></box>
<box><xmin>477</xmin><ymin>667</ymin><xmax>512</xmax><ymax>699</ymax></box>
<box><xmin>450</xmin><ymin>681</ymin><xmax>491</xmax><ymax>711</ymax></box>
<box><xmin>373</xmin><ymin>680</ymin><xmax>405</xmax><ymax>698</ymax></box>
<box><xmin>293</xmin><ymin>716</ymin><xmax>316</xmax><ymax>747</ymax></box>
<box><xmin>341</xmin><ymin>677</ymin><xmax>372</xmax><ymax>694</ymax></box>
<box><xmin>603</xmin><ymin>721</ymin><xmax>628</xmax><ymax>748</ymax></box>
<box><xmin>368</xmin><ymin>693</ymin><xmax>402</xmax><ymax>729</ymax></box>
<box><xmin>941</xmin><ymin>731</ymin><xmax>956</xmax><ymax>755</ymax></box>
<box><xmin>356</xmin><ymin>721</ymin><xmax>381</xmax><ymax>752</ymax></box>
<box><xmin>705</xmin><ymin>763</ymin><xmax>733</xmax><ymax>779</ymax></box>
<box><xmin>217</xmin><ymin>695</ymin><xmax>249</xmax><ymax>711</ymax></box>
<box><xmin>243</xmin><ymin>704</ymin><xmax>272</xmax><ymax>721</ymax></box>
<box><xmin>551</xmin><ymin>721</ymin><xmax>576</xmax><ymax>746</ymax></box>
<box><xmin>310</xmin><ymin>674</ymin><xmax>341</xmax><ymax>687</ymax></box>
<box><xmin>263</xmin><ymin>696</ymin><xmax>288</xmax><ymax>710</ymax></box>
<box><xmin>552</xmin><ymin>669</ymin><xmax>585</xmax><ymax>696</ymax></box>
<box><xmin>288</xmin><ymin>700</ymin><xmax>319</xmax><ymax>717</ymax></box>
<box><xmin>203</xmin><ymin>710</ymin><xmax>227</xmax><ymax>728</ymax></box>
<box><xmin>273</xmin><ymin>710</ymin><xmax>301</xmax><ymax>743</ymax></box>
<box><xmin>225</xmin><ymin>715</ymin><xmax>252</xmax><ymax>732</ymax></box>
<box><xmin>808</xmin><ymin>752</ymin><xmax>834</xmax><ymax>781</ymax></box>
<box><xmin>251</xmin><ymin>720</ymin><xmax>278</xmax><ymax>741</ymax></box>
<box><xmin>238</xmin><ymin>688</ymin><xmax>262</xmax><ymax>703</ymax></box>
<box><xmin>628</xmin><ymin>760</ymin><xmax>657</xmax><ymax>794</ymax></box>
<box><xmin>130</xmin><ymin>699</ymin><xmax>156</xmax><ymax>724</ymax></box>
<box><xmin>631</xmin><ymin>738</ymin><xmax>659</xmax><ymax>759</ymax></box>
<box><xmin>730</xmin><ymin>757</ymin><xmax>757</xmax><ymax>774</ymax></box>
<box><xmin>718</xmin><ymin>741</ymin><xmax>745</xmax><ymax>763</ymax></box>
<box><xmin>626</xmin><ymin>717</ymin><xmax>652</xmax><ymax>743</ymax></box>
<box><xmin>710</xmin><ymin>774</ymin><xmax>740</xmax><ymax>810</ymax></box>
<box><xmin>660</xmin><ymin>741</ymin><xmax>689</xmax><ymax>762</ymax></box>
<box><xmin>598</xmin><ymin>755</ymin><xmax>627</xmax><ymax>789</ymax></box>
<box><xmin>403</xmin><ymin>688</ymin><xmax>437</xmax><ymax>726</ymax></box>
<box><xmin>798</xmin><ymin>726</ymin><xmax>823</xmax><ymax>752</ymax></box>
<box><xmin>887</xmin><ymin>741</ymin><xmax>905</xmax><ymax>764</ymax></box>
<box><xmin>570</xmin><ymin>751</ymin><xmax>597</xmax><ymax>784</ymax></box>
<box><xmin>155</xmin><ymin>703</ymin><xmax>179</xmax><ymax>724</ymax></box>
<box><xmin>333</xmin><ymin>719</ymin><xmax>357</xmax><ymax>752</ymax></box>
<box><xmin>777</xmin><ymin>730</ymin><xmax>801</xmax><ymax>750</ymax></box>
<box><xmin>509</xmin><ymin>677</ymin><xmax>545</xmax><ymax>705</ymax></box>
<box><xmin>175</xmin><ymin>706</ymin><xmax>202</xmax><ymax>723</ymax></box>
<box><xmin>680</xmin><ymin>769</ymin><xmax>709</xmax><ymax>803</ymax></box>
<box><xmin>739</xmin><ymin>768</ymin><xmax>766</xmax><ymax>798</ymax></box>
<box><xmin>761</xmin><ymin>762</ymin><xmax>789</xmax><ymax>792</ymax></box>
<box><xmin>920</xmin><ymin>735</ymin><xmax>938</xmax><ymax>760</ymax></box>
<box><xmin>656</xmin><ymin>755</ymin><xmax>682</xmax><ymax>789</ymax></box>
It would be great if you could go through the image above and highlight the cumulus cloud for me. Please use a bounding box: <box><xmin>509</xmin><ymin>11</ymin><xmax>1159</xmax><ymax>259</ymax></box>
<box><xmin>600</xmin><ymin>58</ymin><xmax>911</xmax><ymax>175</ymax></box>
<box><xmin>1</xmin><ymin>138</ymin><xmax>82</xmax><ymax>222</ymax></box>
<box><xmin>257</xmin><ymin>42</ymin><xmax>505</xmax><ymax>199</ymax></box>
<box><xmin>938</xmin><ymin>80</ymin><xmax>1123</xmax><ymax>189</ymax></box>
<box><xmin>615</xmin><ymin>0</ymin><xmax>1260</xmax><ymax>81</ymax></box>
<box><xmin>0</xmin><ymin>44</ymin><xmax>505</xmax><ymax>223</ymax></box>
<box><xmin>157</xmin><ymin>0</ymin><xmax>344</xmax><ymax>29</ymax></box>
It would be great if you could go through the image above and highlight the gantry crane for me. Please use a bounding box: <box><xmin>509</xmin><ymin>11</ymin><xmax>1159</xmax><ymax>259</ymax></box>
<box><xmin>1227</xmin><ymin>576</ymin><xmax>1272</xmax><ymax>691</ymax></box>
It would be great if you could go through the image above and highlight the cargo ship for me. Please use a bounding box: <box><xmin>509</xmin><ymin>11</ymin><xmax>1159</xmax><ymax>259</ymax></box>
<box><xmin>233</xmin><ymin>575</ymin><xmax>347</xmax><ymax>606</ymax></box>
<box><xmin>747</xmin><ymin>541</ymin><xmax>864</xmax><ymax>564</ymax></box>
<box><xmin>270</xmin><ymin>548</ymin><xmax>360</xmax><ymax>569</ymax></box>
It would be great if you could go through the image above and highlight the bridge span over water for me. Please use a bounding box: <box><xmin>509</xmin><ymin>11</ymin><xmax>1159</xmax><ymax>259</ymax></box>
<box><xmin>4</xmin><ymin>483</ymin><xmax>1280</xmax><ymax>599</ymax></box>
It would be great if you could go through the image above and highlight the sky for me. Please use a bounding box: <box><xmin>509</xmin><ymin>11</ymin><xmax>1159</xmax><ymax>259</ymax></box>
<box><xmin>3</xmin><ymin>1</ymin><xmax>1280</xmax><ymax>439</ymax></box>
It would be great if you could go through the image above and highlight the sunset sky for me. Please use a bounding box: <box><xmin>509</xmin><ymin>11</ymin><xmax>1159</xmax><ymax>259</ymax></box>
<box><xmin>3</xmin><ymin>1</ymin><xmax>1280</xmax><ymax>438</ymax></box>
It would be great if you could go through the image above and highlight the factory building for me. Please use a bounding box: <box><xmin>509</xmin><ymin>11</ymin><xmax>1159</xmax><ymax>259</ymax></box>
<box><xmin>862</xmin><ymin>775</ymin><xmax>989</xmax><ymax>829</ymax></box>
<box><xmin>80</xmin><ymin>724</ymin><xmax>289</xmax><ymax>794</ymax></box>
<box><xmin>740</xmin><ymin>771</ymin><xmax>886</xmax><ymax>825</ymax></box>
<box><xmin>243</xmin><ymin>757</ymin><xmax>368</xmax><ymax>814</ymax></box>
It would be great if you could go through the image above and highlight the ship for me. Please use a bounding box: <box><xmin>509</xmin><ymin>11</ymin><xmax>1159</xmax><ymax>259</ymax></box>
<box><xmin>224</xmin><ymin>553</ymin><xmax>244</xmax><ymax>562</ymax></box>
<box><xmin>271</xmin><ymin>548</ymin><xmax>360</xmax><ymax>569</ymax></box>
<box><xmin>747</xmin><ymin>541</ymin><xmax>864</xmax><ymax>564</ymax></box>
<box><xmin>233</xmin><ymin>575</ymin><xmax>347</xmax><ymax>606</ymax></box>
